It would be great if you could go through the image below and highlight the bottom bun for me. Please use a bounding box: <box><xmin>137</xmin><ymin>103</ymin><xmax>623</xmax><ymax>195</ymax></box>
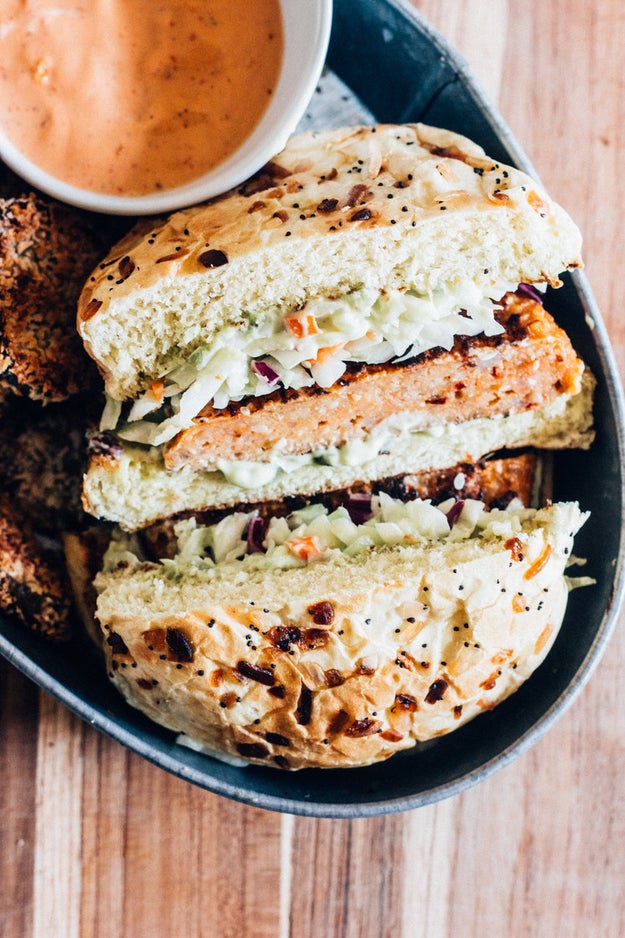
<box><xmin>83</xmin><ymin>373</ymin><xmax>594</xmax><ymax>531</ymax></box>
<box><xmin>95</xmin><ymin>500</ymin><xmax>588</xmax><ymax>770</ymax></box>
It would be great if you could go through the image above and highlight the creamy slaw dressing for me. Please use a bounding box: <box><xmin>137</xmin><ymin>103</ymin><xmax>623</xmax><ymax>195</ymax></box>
<box><xmin>212</xmin><ymin>412</ymin><xmax>445</xmax><ymax>488</ymax></box>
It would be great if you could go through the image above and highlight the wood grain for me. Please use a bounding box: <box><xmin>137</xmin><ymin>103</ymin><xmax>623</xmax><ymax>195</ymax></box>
<box><xmin>1</xmin><ymin>2</ymin><xmax>624</xmax><ymax>936</ymax></box>
<box><xmin>0</xmin><ymin>660</ymin><xmax>37</xmax><ymax>938</ymax></box>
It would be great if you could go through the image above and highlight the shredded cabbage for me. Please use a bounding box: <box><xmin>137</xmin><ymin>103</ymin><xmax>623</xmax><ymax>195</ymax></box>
<box><xmin>167</xmin><ymin>494</ymin><xmax>530</xmax><ymax>573</ymax></box>
<box><xmin>107</xmin><ymin>281</ymin><xmax>521</xmax><ymax>446</ymax></box>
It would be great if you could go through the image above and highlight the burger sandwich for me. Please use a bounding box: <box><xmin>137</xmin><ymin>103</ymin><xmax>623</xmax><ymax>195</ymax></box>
<box><xmin>74</xmin><ymin>124</ymin><xmax>595</xmax><ymax>769</ymax></box>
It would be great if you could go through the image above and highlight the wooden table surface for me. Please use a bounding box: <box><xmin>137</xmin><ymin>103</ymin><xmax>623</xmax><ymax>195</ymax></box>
<box><xmin>2</xmin><ymin>2</ymin><xmax>624</xmax><ymax>935</ymax></box>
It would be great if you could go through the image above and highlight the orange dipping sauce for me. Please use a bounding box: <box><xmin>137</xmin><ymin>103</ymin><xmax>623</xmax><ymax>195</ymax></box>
<box><xmin>0</xmin><ymin>0</ymin><xmax>283</xmax><ymax>196</ymax></box>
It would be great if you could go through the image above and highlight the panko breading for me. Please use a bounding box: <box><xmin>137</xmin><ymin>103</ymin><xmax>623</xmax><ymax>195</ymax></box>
<box><xmin>0</xmin><ymin>193</ymin><xmax>124</xmax><ymax>404</ymax></box>
<box><xmin>0</xmin><ymin>398</ymin><xmax>93</xmax><ymax>534</ymax></box>
<box><xmin>0</xmin><ymin>494</ymin><xmax>72</xmax><ymax>641</ymax></box>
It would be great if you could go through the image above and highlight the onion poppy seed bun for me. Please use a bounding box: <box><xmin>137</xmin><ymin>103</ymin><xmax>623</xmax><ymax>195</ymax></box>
<box><xmin>94</xmin><ymin>499</ymin><xmax>588</xmax><ymax>771</ymax></box>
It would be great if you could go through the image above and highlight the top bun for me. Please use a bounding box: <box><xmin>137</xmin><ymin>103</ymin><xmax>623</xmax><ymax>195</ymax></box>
<box><xmin>77</xmin><ymin>124</ymin><xmax>582</xmax><ymax>402</ymax></box>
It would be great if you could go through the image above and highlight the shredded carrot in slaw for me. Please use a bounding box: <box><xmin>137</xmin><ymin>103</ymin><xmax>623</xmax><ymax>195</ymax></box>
<box><xmin>286</xmin><ymin>535</ymin><xmax>324</xmax><ymax>562</ymax></box>
<box><xmin>533</xmin><ymin>624</ymin><xmax>553</xmax><ymax>655</ymax></box>
<box><xmin>523</xmin><ymin>544</ymin><xmax>552</xmax><ymax>580</ymax></box>
<box><xmin>284</xmin><ymin>313</ymin><xmax>319</xmax><ymax>338</ymax></box>
<box><xmin>512</xmin><ymin>595</ymin><xmax>526</xmax><ymax>614</ymax></box>
<box><xmin>150</xmin><ymin>380</ymin><xmax>165</xmax><ymax>403</ymax></box>
<box><xmin>309</xmin><ymin>342</ymin><xmax>345</xmax><ymax>365</ymax></box>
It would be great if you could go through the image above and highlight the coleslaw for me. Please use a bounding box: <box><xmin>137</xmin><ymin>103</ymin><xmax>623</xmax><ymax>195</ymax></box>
<box><xmin>103</xmin><ymin>280</ymin><xmax>521</xmax><ymax>447</ymax></box>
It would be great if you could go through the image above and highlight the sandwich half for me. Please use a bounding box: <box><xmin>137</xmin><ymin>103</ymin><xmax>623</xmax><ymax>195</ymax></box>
<box><xmin>77</xmin><ymin>124</ymin><xmax>593</xmax><ymax>530</ymax></box>
<box><xmin>95</xmin><ymin>493</ymin><xmax>589</xmax><ymax>770</ymax></box>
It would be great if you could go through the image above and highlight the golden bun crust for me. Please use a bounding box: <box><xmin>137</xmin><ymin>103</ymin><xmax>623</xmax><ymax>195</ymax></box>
<box><xmin>95</xmin><ymin>502</ymin><xmax>586</xmax><ymax>770</ymax></box>
<box><xmin>77</xmin><ymin>123</ymin><xmax>583</xmax><ymax>401</ymax></box>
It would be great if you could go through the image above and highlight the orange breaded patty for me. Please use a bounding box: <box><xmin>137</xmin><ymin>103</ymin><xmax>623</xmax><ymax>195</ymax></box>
<box><xmin>164</xmin><ymin>293</ymin><xmax>583</xmax><ymax>472</ymax></box>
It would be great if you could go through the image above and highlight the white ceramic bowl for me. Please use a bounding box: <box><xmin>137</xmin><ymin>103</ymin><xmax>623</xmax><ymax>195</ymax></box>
<box><xmin>0</xmin><ymin>0</ymin><xmax>332</xmax><ymax>215</ymax></box>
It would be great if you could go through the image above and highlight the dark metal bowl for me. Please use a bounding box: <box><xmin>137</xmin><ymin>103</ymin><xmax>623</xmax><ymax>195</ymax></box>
<box><xmin>1</xmin><ymin>0</ymin><xmax>623</xmax><ymax>817</ymax></box>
